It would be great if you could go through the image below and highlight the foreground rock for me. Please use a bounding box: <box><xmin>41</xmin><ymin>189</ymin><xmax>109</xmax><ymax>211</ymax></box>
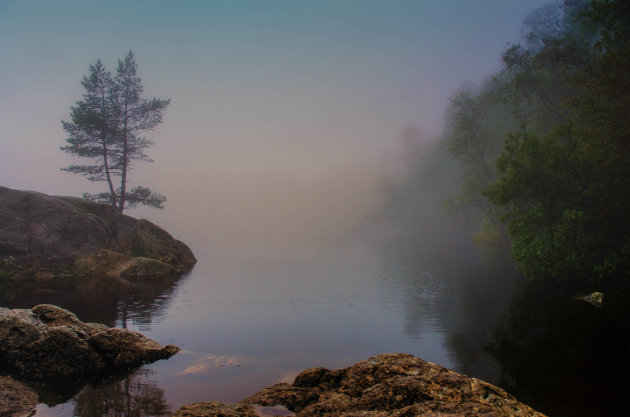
<box><xmin>0</xmin><ymin>376</ymin><xmax>38</xmax><ymax>417</ymax></box>
<box><xmin>0</xmin><ymin>304</ymin><xmax>179</xmax><ymax>380</ymax></box>
<box><xmin>0</xmin><ymin>186</ymin><xmax>196</xmax><ymax>279</ymax></box>
<box><xmin>173</xmin><ymin>354</ymin><xmax>546</xmax><ymax>417</ymax></box>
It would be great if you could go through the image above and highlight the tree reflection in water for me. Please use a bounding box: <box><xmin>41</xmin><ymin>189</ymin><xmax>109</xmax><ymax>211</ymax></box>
<box><xmin>383</xmin><ymin>237</ymin><xmax>630</xmax><ymax>417</ymax></box>
<box><xmin>379</xmin><ymin>238</ymin><xmax>519</xmax><ymax>384</ymax></box>
<box><xmin>73</xmin><ymin>368</ymin><xmax>170</xmax><ymax>417</ymax></box>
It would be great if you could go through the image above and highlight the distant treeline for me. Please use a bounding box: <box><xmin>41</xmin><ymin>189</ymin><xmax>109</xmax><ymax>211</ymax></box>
<box><xmin>382</xmin><ymin>0</ymin><xmax>630</xmax><ymax>288</ymax></box>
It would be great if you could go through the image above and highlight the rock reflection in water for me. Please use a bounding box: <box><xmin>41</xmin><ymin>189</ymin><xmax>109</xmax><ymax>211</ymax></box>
<box><xmin>72</xmin><ymin>368</ymin><xmax>171</xmax><ymax>417</ymax></box>
<box><xmin>0</xmin><ymin>274</ymin><xmax>186</xmax><ymax>329</ymax></box>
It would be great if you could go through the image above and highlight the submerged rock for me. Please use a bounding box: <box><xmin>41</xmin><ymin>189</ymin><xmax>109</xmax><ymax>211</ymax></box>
<box><xmin>0</xmin><ymin>304</ymin><xmax>179</xmax><ymax>380</ymax></box>
<box><xmin>0</xmin><ymin>376</ymin><xmax>38</xmax><ymax>417</ymax></box>
<box><xmin>172</xmin><ymin>353</ymin><xmax>546</xmax><ymax>417</ymax></box>
<box><xmin>581</xmin><ymin>291</ymin><xmax>604</xmax><ymax>307</ymax></box>
<box><xmin>0</xmin><ymin>186</ymin><xmax>196</xmax><ymax>279</ymax></box>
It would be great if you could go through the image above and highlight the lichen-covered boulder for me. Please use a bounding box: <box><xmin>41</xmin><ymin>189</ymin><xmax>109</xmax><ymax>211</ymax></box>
<box><xmin>0</xmin><ymin>304</ymin><xmax>179</xmax><ymax>380</ymax></box>
<box><xmin>172</xmin><ymin>354</ymin><xmax>546</xmax><ymax>417</ymax></box>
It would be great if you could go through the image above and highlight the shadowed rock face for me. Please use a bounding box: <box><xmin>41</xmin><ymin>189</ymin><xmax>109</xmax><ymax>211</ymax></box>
<box><xmin>0</xmin><ymin>186</ymin><xmax>196</xmax><ymax>278</ymax></box>
<box><xmin>173</xmin><ymin>354</ymin><xmax>546</xmax><ymax>417</ymax></box>
<box><xmin>0</xmin><ymin>304</ymin><xmax>179</xmax><ymax>380</ymax></box>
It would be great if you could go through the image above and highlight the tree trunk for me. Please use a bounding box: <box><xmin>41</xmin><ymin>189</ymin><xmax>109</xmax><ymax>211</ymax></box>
<box><xmin>117</xmin><ymin>79</ymin><xmax>130</xmax><ymax>214</ymax></box>
<box><xmin>100</xmin><ymin>83</ymin><xmax>118</xmax><ymax>211</ymax></box>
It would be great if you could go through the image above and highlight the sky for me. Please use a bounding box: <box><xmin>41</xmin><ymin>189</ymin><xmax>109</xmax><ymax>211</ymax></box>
<box><xmin>0</xmin><ymin>0</ymin><xmax>552</xmax><ymax>246</ymax></box>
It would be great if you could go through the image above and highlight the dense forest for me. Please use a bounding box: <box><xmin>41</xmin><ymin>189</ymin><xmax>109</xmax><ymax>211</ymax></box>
<box><xmin>382</xmin><ymin>0</ymin><xmax>630</xmax><ymax>289</ymax></box>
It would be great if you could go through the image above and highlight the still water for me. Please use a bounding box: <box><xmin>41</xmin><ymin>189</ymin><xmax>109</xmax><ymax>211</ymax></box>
<box><xmin>1</xmin><ymin>238</ymin><xmax>627</xmax><ymax>417</ymax></box>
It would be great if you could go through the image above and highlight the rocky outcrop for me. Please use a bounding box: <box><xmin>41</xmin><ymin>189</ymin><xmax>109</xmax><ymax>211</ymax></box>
<box><xmin>173</xmin><ymin>354</ymin><xmax>546</xmax><ymax>417</ymax></box>
<box><xmin>0</xmin><ymin>304</ymin><xmax>179</xmax><ymax>380</ymax></box>
<box><xmin>0</xmin><ymin>376</ymin><xmax>38</xmax><ymax>417</ymax></box>
<box><xmin>0</xmin><ymin>186</ymin><xmax>196</xmax><ymax>279</ymax></box>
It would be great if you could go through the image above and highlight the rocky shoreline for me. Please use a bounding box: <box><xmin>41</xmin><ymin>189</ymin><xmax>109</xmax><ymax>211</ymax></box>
<box><xmin>0</xmin><ymin>304</ymin><xmax>546</xmax><ymax>417</ymax></box>
<box><xmin>173</xmin><ymin>353</ymin><xmax>546</xmax><ymax>417</ymax></box>
<box><xmin>0</xmin><ymin>186</ymin><xmax>196</xmax><ymax>279</ymax></box>
<box><xmin>0</xmin><ymin>304</ymin><xmax>179</xmax><ymax>416</ymax></box>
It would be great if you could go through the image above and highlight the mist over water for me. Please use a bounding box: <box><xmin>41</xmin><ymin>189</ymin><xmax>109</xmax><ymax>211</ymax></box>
<box><xmin>132</xmin><ymin>156</ymin><xmax>394</xmax><ymax>248</ymax></box>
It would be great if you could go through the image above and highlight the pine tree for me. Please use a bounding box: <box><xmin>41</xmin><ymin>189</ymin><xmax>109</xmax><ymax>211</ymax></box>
<box><xmin>61</xmin><ymin>51</ymin><xmax>169</xmax><ymax>213</ymax></box>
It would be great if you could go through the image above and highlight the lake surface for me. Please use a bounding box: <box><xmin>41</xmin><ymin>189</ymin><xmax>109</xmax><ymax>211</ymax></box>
<box><xmin>1</xmin><ymin>238</ymin><xmax>627</xmax><ymax>417</ymax></box>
